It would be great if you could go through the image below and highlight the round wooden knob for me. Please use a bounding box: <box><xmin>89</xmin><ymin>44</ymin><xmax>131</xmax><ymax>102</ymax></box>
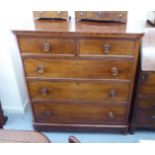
<box><xmin>108</xmin><ymin>112</ymin><xmax>114</xmax><ymax>120</ymax></box>
<box><xmin>36</xmin><ymin>65</ymin><xmax>45</xmax><ymax>74</ymax></box>
<box><xmin>142</xmin><ymin>74</ymin><xmax>147</xmax><ymax>81</ymax></box>
<box><xmin>150</xmin><ymin>115</ymin><xmax>155</xmax><ymax>121</ymax></box>
<box><xmin>109</xmin><ymin>90</ymin><xmax>116</xmax><ymax>97</ymax></box>
<box><xmin>42</xmin><ymin>42</ymin><xmax>50</xmax><ymax>52</ymax></box>
<box><xmin>111</xmin><ymin>67</ymin><xmax>119</xmax><ymax>76</ymax></box>
<box><xmin>103</xmin><ymin>44</ymin><xmax>110</xmax><ymax>54</ymax></box>
<box><xmin>43</xmin><ymin>110</ymin><xmax>54</xmax><ymax>117</ymax></box>
<box><xmin>40</xmin><ymin>88</ymin><xmax>49</xmax><ymax>96</ymax></box>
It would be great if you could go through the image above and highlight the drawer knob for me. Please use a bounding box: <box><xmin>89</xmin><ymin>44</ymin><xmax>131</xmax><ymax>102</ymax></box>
<box><xmin>103</xmin><ymin>44</ymin><xmax>110</xmax><ymax>54</ymax></box>
<box><xmin>40</xmin><ymin>88</ymin><xmax>49</xmax><ymax>96</ymax></box>
<box><xmin>142</xmin><ymin>74</ymin><xmax>147</xmax><ymax>81</ymax></box>
<box><xmin>109</xmin><ymin>90</ymin><xmax>116</xmax><ymax>97</ymax></box>
<box><xmin>150</xmin><ymin>115</ymin><xmax>155</xmax><ymax>121</ymax></box>
<box><xmin>108</xmin><ymin>112</ymin><xmax>114</xmax><ymax>120</ymax></box>
<box><xmin>42</xmin><ymin>42</ymin><xmax>50</xmax><ymax>52</ymax></box>
<box><xmin>111</xmin><ymin>67</ymin><xmax>119</xmax><ymax>76</ymax></box>
<box><xmin>43</xmin><ymin>110</ymin><xmax>54</xmax><ymax>117</ymax></box>
<box><xmin>36</xmin><ymin>65</ymin><xmax>45</xmax><ymax>74</ymax></box>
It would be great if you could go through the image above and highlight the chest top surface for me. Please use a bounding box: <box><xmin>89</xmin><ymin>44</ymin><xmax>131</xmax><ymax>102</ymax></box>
<box><xmin>13</xmin><ymin>18</ymin><xmax>145</xmax><ymax>38</ymax></box>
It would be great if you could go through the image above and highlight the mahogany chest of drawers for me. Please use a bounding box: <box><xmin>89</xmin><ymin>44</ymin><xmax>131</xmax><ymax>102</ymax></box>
<box><xmin>14</xmin><ymin>16</ymin><xmax>143</xmax><ymax>132</ymax></box>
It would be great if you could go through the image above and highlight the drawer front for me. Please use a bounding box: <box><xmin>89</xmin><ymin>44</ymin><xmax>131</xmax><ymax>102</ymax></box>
<box><xmin>139</xmin><ymin>84</ymin><xmax>155</xmax><ymax>96</ymax></box>
<box><xmin>33</xmin><ymin>102</ymin><xmax>126</xmax><ymax>124</ymax></box>
<box><xmin>79</xmin><ymin>39</ymin><xmax>135</xmax><ymax>55</ymax></box>
<box><xmin>24</xmin><ymin>58</ymin><xmax>132</xmax><ymax>79</ymax></box>
<box><xmin>137</xmin><ymin>98</ymin><xmax>155</xmax><ymax>110</ymax></box>
<box><xmin>135</xmin><ymin>110</ymin><xmax>155</xmax><ymax>125</ymax></box>
<box><xmin>140</xmin><ymin>72</ymin><xmax>155</xmax><ymax>85</ymax></box>
<box><xmin>28</xmin><ymin>81</ymin><xmax>130</xmax><ymax>102</ymax></box>
<box><xmin>33</xmin><ymin>11</ymin><xmax>68</xmax><ymax>19</ymax></box>
<box><xmin>75</xmin><ymin>11</ymin><xmax>127</xmax><ymax>23</ymax></box>
<box><xmin>18</xmin><ymin>37</ymin><xmax>75</xmax><ymax>54</ymax></box>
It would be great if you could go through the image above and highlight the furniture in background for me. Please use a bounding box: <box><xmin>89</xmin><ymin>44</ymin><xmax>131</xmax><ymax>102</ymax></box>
<box><xmin>147</xmin><ymin>11</ymin><xmax>155</xmax><ymax>26</ymax></box>
<box><xmin>68</xmin><ymin>136</ymin><xmax>81</xmax><ymax>143</ymax></box>
<box><xmin>75</xmin><ymin>11</ymin><xmax>128</xmax><ymax>23</ymax></box>
<box><xmin>33</xmin><ymin>11</ymin><xmax>69</xmax><ymax>21</ymax></box>
<box><xmin>0</xmin><ymin>129</ymin><xmax>50</xmax><ymax>143</ymax></box>
<box><xmin>0</xmin><ymin>129</ymin><xmax>81</xmax><ymax>143</ymax></box>
<box><xmin>130</xmin><ymin>30</ymin><xmax>155</xmax><ymax>133</ymax></box>
<box><xmin>0</xmin><ymin>102</ymin><xmax>7</xmax><ymax>128</ymax></box>
<box><xmin>13</xmin><ymin>11</ymin><xmax>143</xmax><ymax>133</ymax></box>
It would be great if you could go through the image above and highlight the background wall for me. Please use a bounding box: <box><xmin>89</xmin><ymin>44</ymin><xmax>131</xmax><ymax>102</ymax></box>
<box><xmin>0</xmin><ymin>1</ymin><xmax>150</xmax><ymax>114</ymax></box>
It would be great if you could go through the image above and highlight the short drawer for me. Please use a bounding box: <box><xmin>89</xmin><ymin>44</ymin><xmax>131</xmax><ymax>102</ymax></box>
<box><xmin>18</xmin><ymin>37</ymin><xmax>75</xmax><ymax>55</ymax></box>
<box><xmin>24</xmin><ymin>58</ymin><xmax>132</xmax><ymax>80</ymax></box>
<box><xmin>79</xmin><ymin>39</ymin><xmax>135</xmax><ymax>56</ymax></box>
<box><xmin>28</xmin><ymin>81</ymin><xmax>130</xmax><ymax>102</ymax></box>
<box><xmin>33</xmin><ymin>102</ymin><xmax>126</xmax><ymax>125</ymax></box>
<box><xmin>135</xmin><ymin>110</ymin><xmax>155</xmax><ymax>125</ymax></box>
<box><xmin>137</xmin><ymin>98</ymin><xmax>155</xmax><ymax>110</ymax></box>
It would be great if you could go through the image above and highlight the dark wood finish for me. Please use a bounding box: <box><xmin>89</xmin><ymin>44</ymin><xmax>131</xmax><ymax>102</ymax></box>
<box><xmin>0</xmin><ymin>129</ymin><xmax>50</xmax><ymax>143</ymax></box>
<box><xmin>24</xmin><ymin>58</ymin><xmax>133</xmax><ymax>79</ymax></box>
<box><xmin>75</xmin><ymin>11</ymin><xmax>128</xmax><ymax>23</ymax></box>
<box><xmin>33</xmin><ymin>102</ymin><xmax>126</xmax><ymax>124</ymax></box>
<box><xmin>13</xmin><ymin>13</ymin><xmax>144</xmax><ymax>132</ymax></box>
<box><xmin>131</xmin><ymin>71</ymin><xmax>155</xmax><ymax>132</ymax></box>
<box><xmin>68</xmin><ymin>136</ymin><xmax>81</xmax><ymax>143</ymax></box>
<box><xmin>0</xmin><ymin>104</ymin><xmax>3</xmax><ymax>128</ymax></box>
<box><xmin>28</xmin><ymin>81</ymin><xmax>130</xmax><ymax>102</ymax></box>
<box><xmin>33</xmin><ymin>11</ymin><xmax>68</xmax><ymax>20</ymax></box>
<box><xmin>0</xmin><ymin>102</ymin><xmax>6</xmax><ymax>128</ymax></box>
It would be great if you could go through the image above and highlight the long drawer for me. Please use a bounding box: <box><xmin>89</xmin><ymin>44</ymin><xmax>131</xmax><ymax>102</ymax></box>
<box><xmin>135</xmin><ymin>110</ymin><xmax>155</xmax><ymax>126</ymax></box>
<box><xmin>140</xmin><ymin>72</ymin><xmax>155</xmax><ymax>85</ymax></box>
<box><xmin>137</xmin><ymin>98</ymin><xmax>155</xmax><ymax>110</ymax></box>
<box><xmin>28</xmin><ymin>81</ymin><xmax>130</xmax><ymax>102</ymax></box>
<box><xmin>33</xmin><ymin>102</ymin><xmax>126</xmax><ymax>124</ymax></box>
<box><xmin>18</xmin><ymin>37</ymin><xmax>75</xmax><ymax>55</ymax></box>
<box><xmin>139</xmin><ymin>84</ymin><xmax>155</xmax><ymax>96</ymax></box>
<box><xmin>78</xmin><ymin>38</ymin><xmax>135</xmax><ymax>55</ymax></box>
<box><xmin>24</xmin><ymin>58</ymin><xmax>133</xmax><ymax>79</ymax></box>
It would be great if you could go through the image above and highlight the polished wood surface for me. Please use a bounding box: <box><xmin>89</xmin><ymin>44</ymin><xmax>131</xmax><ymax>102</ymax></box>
<box><xmin>18</xmin><ymin>37</ymin><xmax>75</xmax><ymax>54</ymax></box>
<box><xmin>75</xmin><ymin>11</ymin><xmax>128</xmax><ymax>23</ymax></box>
<box><xmin>0</xmin><ymin>129</ymin><xmax>50</xmax><ymax>143</ymax></box>
<box><xmin>33</xmin><ymin>102</ymin><xmax>126</xmax><ymax>124</ymax></box>
<box><xmin>24</xmin><ymin>58</ymin><xmax>133</xmax><ymax>79</ymax></box>
<box><xmin>131</xmin><ymin>70</ymin><xmax>155</xmax><ymax>132</ymax></box>
<box><xmin>136</xmin><ymin>98</ymin><xmax>155</xmax><ymax>110</ymax></box>
<box><xmin>79</xmin><ymin>38</ymin><xmax>135</xmax><ymax>55</ymax></box>
<box><xmin>14</xmin><ymin>14</ymin><xmax>144</xmax><ymax>132</ymax></box>
<box><xmin>33</xmin><ymin>11</ymin><xmax>68</xmax><ymax>20</ymax></box>
<box><xmin>28</xmin><ymin>81</ymin><xmax>130</xmax><ymax>102</ymax></box>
